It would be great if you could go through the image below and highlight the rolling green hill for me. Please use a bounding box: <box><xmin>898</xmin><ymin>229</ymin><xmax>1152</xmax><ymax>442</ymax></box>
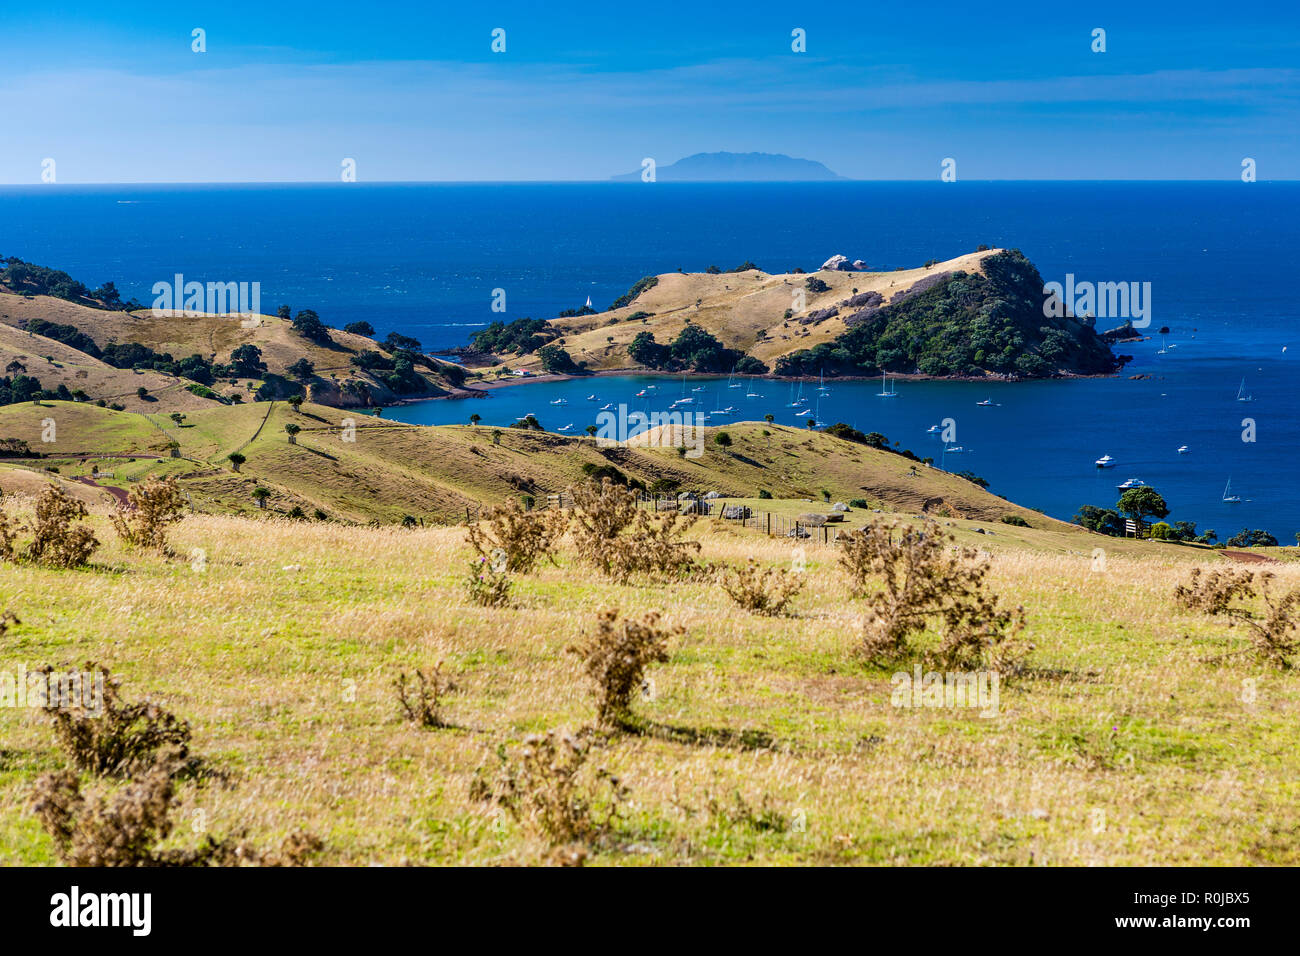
<box><xmin>0</xmin><ymin>273</ymin><xmax>469</xmax><ymax>412</ymax></box>
<box><xmin>0</xmin><ymin>399</ymin><xmax>1069</xmax><ymax>527</ymax></box>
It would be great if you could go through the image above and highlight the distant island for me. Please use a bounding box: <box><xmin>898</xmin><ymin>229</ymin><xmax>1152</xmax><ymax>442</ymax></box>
<box><xmin>612</xmin><ymin>151</ymin><xmax>843</xmax><ymax>182</ymax></box>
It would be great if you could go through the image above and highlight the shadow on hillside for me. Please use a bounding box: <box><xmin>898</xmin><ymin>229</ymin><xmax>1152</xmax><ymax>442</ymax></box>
<box><xmin>622</xmin><ymin>718</ymin><xmax>778</xmax><ymax>752</ymax></box>
<box><xmin>727</xmin><ymin>453</ymin><xmax>765</xmax><ymax>468</ymax></box>
<box><xmin>297</xmin><ymin>445</ymin><xmax>338</xmax><ymax>462</ymax></box>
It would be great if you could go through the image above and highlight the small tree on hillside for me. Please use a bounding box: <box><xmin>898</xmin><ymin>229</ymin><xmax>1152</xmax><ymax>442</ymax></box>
<box><xmin>252</xmin><ymin>487</ymin><xmax>270</xmax><ymax>510</ymax></box>
<box><xmin>227</xmin><ymin>452</ymin><xmax>245</xmax><ymax>473</ymax></box>
<box><xmin>285</xmin><ymin>423</ymin><xmax>301</xmax><ymax>445</ymax></box>
<box><xmin>469</xmin><ymin>413</ymin><xmax>481</xmax><ymax>426</ymax></box>
<box><xmin>1116</xmin><ymin>487</ymin><xmax>1169</xmax><ymax>531</ymax></box>
<box><xmin>714</xmin><ymin>432</ymin><xmax>732</xmax><ymax>454</ymax></box>
<box><xmin>287</xmin><ymin>358</ymin><xmax>315</xmax><ymax>382</ymax></box>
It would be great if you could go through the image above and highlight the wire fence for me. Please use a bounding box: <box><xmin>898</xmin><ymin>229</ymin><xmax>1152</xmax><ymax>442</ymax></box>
<box><xmin>462</xmin><ymin>490</ymin><xmax>851</xmax><ymax>547</ymax></box>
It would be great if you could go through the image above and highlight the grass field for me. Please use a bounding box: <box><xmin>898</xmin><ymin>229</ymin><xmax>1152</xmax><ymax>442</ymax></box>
<box><xmin>1</xmin><ymin>490</ymin><xmax>1297</xmax><ymax>866</ymax></box>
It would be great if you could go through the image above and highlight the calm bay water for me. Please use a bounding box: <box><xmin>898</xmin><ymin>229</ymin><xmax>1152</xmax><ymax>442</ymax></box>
<box><xmin>2</xmin><ymin>182</ymin><xmax>1297</xmax><ymax>537</ymax></box>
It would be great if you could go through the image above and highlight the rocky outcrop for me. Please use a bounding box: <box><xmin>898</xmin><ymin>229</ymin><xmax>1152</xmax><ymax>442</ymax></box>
<box><xmin>890</xmin><ymin>271</ymin><xmax>953</xmax><ymax>304</ymax></box>
<box><xmin>820</xmin><ymin>255</ymin><xmax>852</xmax><ymax>271</ymax></box>
<box><xmin>844</xmin><ymin>290</ymin><xmax>883</xmax><ymax>309</ymax></box>
<box><xmin>843</xmin><ymin>306</ymin><xmax>885</xmax><ymax>328</ymax></box>
<box><xmin>801</xmin><ymin>307</ymin><xmax>840</xmax><ymax>325</ymax></box>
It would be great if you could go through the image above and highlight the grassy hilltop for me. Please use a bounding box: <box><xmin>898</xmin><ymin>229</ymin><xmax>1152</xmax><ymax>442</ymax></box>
<box><xmin>1</xmin><ymin>399</ymin><xmax>1069</xmax><ymax>526</ymax></box>
<box><xmin>0</xmin><ymin>260</ymin><xmax>469</xmax><ymax>413</ymax></box>
<box><xmin>470</xmin><ymin>249</ymin><xmax>1118</xmax><ymax>381</ymax></box>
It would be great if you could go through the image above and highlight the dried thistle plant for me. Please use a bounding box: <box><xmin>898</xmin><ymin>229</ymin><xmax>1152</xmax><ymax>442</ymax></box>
<box><xmin>471</xmin><ymin>728</ymin><xmax>627</xmax><ymax>852</ymax></box>
<box><xmin>37</xmin><ymin>662</ymin><xmax>192</xmax><ymax>777</ymax></box>
<box><xmin>569</xmin><ymin>608</ymin><xmax>680</xmax><ymax>728</ymax></box>
<box><xmin>840</xmin><ymin>521</ymin><xmax>1029</xmax><ymax>672</ymax></box>
<box><xmin>18</xmin><ymin>486</ymin><xmax>99</xmax><ymax>568</ymax></box>
<box><xmin>0</xmin><ymin>506</ymin><xmax>17</xmax><ymax>562</ymax></box>
<box><xmin>109</xmin><ymin>474</ymin><xmax>186</xmax><ymax>553</ymax></box>
<box><xmin>465</xmin><ymin>498</ymin><xmax>562</xmax><ymax>574</ymax></box>
<box><xmin>568</xmin><ymin>478</ymin><xmax>699</xmax><ymax>583</ymax></box>
<box><xmin>718</xmin><ymin>559</ymin><xmax>804</xmax><ymax>616</ymax></box>
<box><xmin>393</xmin><ymin>662</ymin><xmax>456</xmax><ymax>728</ymax></box>
<box><xmin>31</xmin><ymin>753</ymin><xmax>323</xmax><ymax>867</ymax></box>
<box><xmin>1175</xmin><ymin>567</ymin><xmax>1300</xmax><ymax>668</ymax></box>
<box><xmin>464</xmin><ymin>556</ymin><xmax>512</xmax><ymax>607</ymax></box>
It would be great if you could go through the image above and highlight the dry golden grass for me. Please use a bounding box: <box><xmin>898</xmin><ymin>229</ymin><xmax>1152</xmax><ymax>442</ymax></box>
<box><xmin>2</xmin><ymin>497</ymin><xmax>1298</xmax><ymax>866</ymax></box>
<box><xmin>498</xmin><ymin>250</ymin><xmax>999</xmax><ymax>375</ymax></box>
<box><xmin>0</xmin><ymin>400</ymin><xmax>1077</xmax><ymax>528</ymax></box>
<box><xmin>0</xmin><ymin>290</ymin><xmax>461</xmax><ymax>410</ymax></box>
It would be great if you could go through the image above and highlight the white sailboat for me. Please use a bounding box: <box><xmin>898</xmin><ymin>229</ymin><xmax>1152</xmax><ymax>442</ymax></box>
<box><xmin>1222</xmin><ymin>478</ymin><xmax>1241</xmax><ymax>503</ymax></box>
<box><xmin>817</xmin><ymin>369</ymin><xmax>830</xmax><ymax>394</ymax></box>
<box><xmin>810</xmin><ymin>396</ymin><xmax>827</xmax><ymax>428</ymax></box>
<box><xmin>876</xmin><ymin>373</ymin><xmax>897</xmax><ymax>398</ymax></box>
<box><xmin>671</xmin><ymin>373</ymin><xmax>694</xmax><ymax>405</ymax></box>
<box><xmin>1236</xmin><ymin>378</ymin><xmax>1254</xmax><ymax>403</ymax></box>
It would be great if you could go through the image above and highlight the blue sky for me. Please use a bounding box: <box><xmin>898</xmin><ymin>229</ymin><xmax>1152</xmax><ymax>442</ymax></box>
<box><xmin>3</xmin><ymin>1</ymin><xmax>1298</xmax><ymax>182</ymax></box>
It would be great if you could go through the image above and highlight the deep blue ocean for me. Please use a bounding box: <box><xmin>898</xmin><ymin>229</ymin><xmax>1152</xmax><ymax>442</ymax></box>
<box><xmin>2</xmin><ymin>182</ymin><xmax>1296</xmax><ymax>538</ymax></box>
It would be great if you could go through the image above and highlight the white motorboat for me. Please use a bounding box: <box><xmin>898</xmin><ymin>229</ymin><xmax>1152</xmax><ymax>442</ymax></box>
<box><xmin>1095</xmin><ymin>455</ymin><xmax>1117</xmax><ymax>468</ymax></box>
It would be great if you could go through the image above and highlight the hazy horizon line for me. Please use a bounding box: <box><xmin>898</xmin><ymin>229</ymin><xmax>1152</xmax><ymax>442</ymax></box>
<box><xmin>3</xmin><ymin>178</ymin><xmax>1295</xmax><ymax>187</ymax></box>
